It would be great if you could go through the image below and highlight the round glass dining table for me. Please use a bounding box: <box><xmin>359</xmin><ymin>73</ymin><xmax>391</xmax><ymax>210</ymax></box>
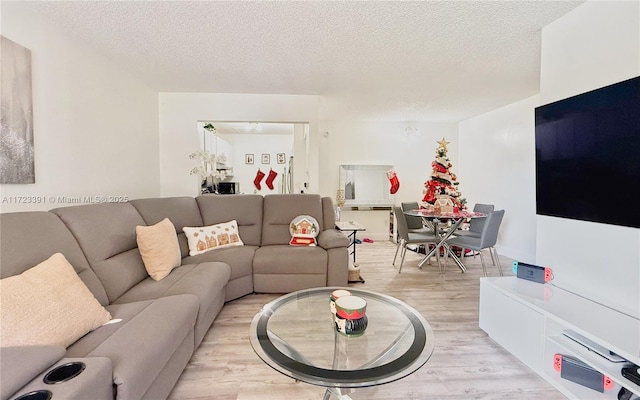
<box><xmin>403</xmin><ymin>208</ymin><xmax>486</xmax><ymax>272</ymax></box>
<box><xmin>249</xmin><ymin>287</ymin><xmax>435</xmax><ymax>399</ymax></box>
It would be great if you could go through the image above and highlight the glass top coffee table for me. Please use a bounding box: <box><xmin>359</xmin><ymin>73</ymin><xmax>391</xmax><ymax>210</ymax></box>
<box><xmin>249</xmin><ymin>287</ymin><xmax>435</xmax><ymax>399</ymax></box>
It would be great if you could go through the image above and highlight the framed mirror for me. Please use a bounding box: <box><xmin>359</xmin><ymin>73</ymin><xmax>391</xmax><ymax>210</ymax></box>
<box><xmin>339</xmin><ymin>164</ymin><xmax>394</xmax><ymax>207</ymax></box>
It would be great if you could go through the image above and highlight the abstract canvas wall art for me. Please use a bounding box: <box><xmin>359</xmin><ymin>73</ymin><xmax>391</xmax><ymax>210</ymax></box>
<box><xmin>1</xmin><ymin>36</ymin><xmax>34</xmax><ymax>184</ymax></box>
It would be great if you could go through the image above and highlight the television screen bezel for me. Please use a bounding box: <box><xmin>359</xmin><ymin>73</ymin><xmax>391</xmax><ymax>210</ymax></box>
<box><xmin>534</xmin><ymin>75</ymin><xmax>640</xmax><ymax>229</ymax></box>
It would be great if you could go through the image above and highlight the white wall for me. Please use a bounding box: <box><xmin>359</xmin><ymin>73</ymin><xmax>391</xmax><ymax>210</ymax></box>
<box><xmin>536</xmin><ymin>0</ymin><xmax>640</xmax><ymax>318</ymax></box>
<box><xmin>458</xmin><ymin>95</ymin><xmax>539</xmax><ymax>263</ymax></box>
<box><xmin>0</xmin><ymin>2</ymin><xmax>159</xmax><ymax>212</ymax></box>
<box><xmin>158</xmin><ymin>93</ymin><xmax>319</xmax><ymax>197</ymax></box>
<box><xmin>317</xmin><ymin>120</ymin><xmax>459</xmax><ymax>238</ymax></box>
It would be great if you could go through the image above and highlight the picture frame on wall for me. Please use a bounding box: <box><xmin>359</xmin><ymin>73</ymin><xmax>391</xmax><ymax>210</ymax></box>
<box><xmin>1</xmin><ymin>36</ymin><xmax>34</xmax><ymax>184</ymax></box>
<box><xmin>245</xmin><ymin>154</ymin><xmax>254</xmax><ymax>165</ymax></box>
<box><xmin>261</xmin><ymin>154</ymin><xmax>270</xmax><ymax>164</ymax></box>
<box><xmin>277</xmin><ymin>153</ymin><xmax>286</xmax><ymax>164</ymax></box>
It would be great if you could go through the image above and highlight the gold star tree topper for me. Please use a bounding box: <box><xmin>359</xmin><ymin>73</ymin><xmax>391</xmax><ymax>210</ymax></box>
<box><xmin>437</xmin><ymin>138</ymin><xmax>450</xmax><ymax>151</ymax></box>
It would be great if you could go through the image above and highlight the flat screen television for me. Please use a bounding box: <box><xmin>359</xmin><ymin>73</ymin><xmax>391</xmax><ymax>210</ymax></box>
<box><xmin>535</xmin><ymin>76</ymin><xmax>640</xmax><ymax>229</ymax></box>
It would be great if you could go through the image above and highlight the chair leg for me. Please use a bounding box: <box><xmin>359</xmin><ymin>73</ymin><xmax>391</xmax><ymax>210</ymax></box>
<box><xmin>426</xmin><ymin>246</ymin><xmax>431</xmax><ymax>266</ymax></box>
<box><xmin>492</xmin><ymin>247</ymin><xmax>503</xmax><ymax>276</ymax></box>
<box><xmin>438</xmin><ymin>248</ymin><xmax>446</xmax><ymax>274</ymax></box>
<box><xmin>399</xmin><ymin>244</ymin><xmax>407</xmax><ymax>273</ymax></box>
<box><xmin>489</xmin><ymin>246</ymin><xmax>496</xmax><ymax>266</ymax></box>
<box><xmin>393</xmin><ymin>239</ymin><xmax>402</xmax><ymax>267</ymax></box>
<box><xmin>479</xmin><ymin>250</ymin><xmax>488</xmax><ymax>277</ymax></box>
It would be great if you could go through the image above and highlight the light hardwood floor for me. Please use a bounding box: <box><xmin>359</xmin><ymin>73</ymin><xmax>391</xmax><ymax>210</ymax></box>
<box><xmin>168</xmin><ymin>241</ymin><xmax>566</xmax><ymax>400</ymax></box>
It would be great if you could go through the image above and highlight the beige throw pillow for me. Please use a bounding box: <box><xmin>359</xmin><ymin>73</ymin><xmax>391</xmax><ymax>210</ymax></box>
<box><xmin>183</xmin><ymin>220</ymin><xmax>244</xmax><ymax>256</ymax></box>
<box><xmin>136</xmin><ymin>218</ymin><xmax>182</xmax><ymax>281</ymax></box>
<box><xmin>0</xmin><ymin>253</ymin><xmax>112</xmax><ymax>348</ymax></box>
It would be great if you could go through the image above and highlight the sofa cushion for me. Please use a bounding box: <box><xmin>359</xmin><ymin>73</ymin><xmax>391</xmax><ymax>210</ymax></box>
<box><xmin>52</xmin><ymin>203</ymin><xmax>149</xmax><ymax>303</ymax></box>
<box><xmin>130</xmin><ymin>197</ymin><xmax>204</xmax><ymax>258</ymax></box>
<box><xmin>112</xmin><ymin>261</ymin><xmax>231</xmax><ymax>346</ymax></box>
<box><xmin>196</xmin><ymin>194</ymin><xmax>263</xmax><ymax>246</ymax></box>
<box><xmin>253</xmin><ymin>245</ymin><xmax>329</xmax><ymax>293</ymax></box>
<box><xmin>253</xmin><ymin>245</ymin><xmax>328</xmax><ymax>275</ymax></box>
<box><xmin>65</xmin><ymin>295</ymin><xmax>199</xmax><ymax>400</ymax></box>
<box><xmin>262</xmin><ymin>194</ymin><xmax>324</xmax><ymax>246</ymax></box>
<box><xmin>136</xmin><ymin>218</ymin><xmax>181</xmax><ymax>281</ymax></box>
<box><xmin>183</xmin><ymin>220</ymin><xmax>244</xmax><ymax>256</ymax></box>
<box><xmin>0</xmin><ymin>212</ymin><xmax>109</xmax><ymax>306</ymax></box>
<box><xmin>183</xmin><ymin>245</ymin><xmax>256</xmax><ymax>281</ymax></box>
<box><xmin>0</xmin><ymin>253</ymin><xmax>112</xmax><ymax>348</ymax></box>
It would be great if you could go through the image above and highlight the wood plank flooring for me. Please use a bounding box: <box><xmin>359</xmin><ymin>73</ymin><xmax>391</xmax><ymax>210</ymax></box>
<box><xmin>168</xmin><ymin>241</ymin><xmax>566</xmax><ymax>400</ymax></box>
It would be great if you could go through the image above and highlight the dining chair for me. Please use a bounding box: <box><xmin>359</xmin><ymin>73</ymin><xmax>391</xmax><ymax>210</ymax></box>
<box><xmin>393</xmin><ymin>206</ymin><xmax>442</xmax><ymax>273</ymax></box>
<box><xmin>454</xmin><ymin>203</ymin><xmax>495</xmax><ymax>238</ymax></box>
<box><xmin>446</xmin><ymin>209</ymin><xmax>505</xmax><ymax>276</ymax></box>
<box><xmin>401</xmin><ymin>202</ymin><xmax>434</xmax><ymax>234</ymax></box>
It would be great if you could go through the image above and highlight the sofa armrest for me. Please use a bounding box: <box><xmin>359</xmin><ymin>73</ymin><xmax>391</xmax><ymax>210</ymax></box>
<box><xmin>8</xmin><ymin>357</ymin><xmax>113</xmax><ymax>400</ymax></box>
<box><xmin>0</xmin><ymin>345</ymin><xmax>65</xmax><ymax>400</ymax></box>
<box><xmin>317</xmin><ymin>229</ymin><xmax>350</xmax><ymax>249</ymax></box>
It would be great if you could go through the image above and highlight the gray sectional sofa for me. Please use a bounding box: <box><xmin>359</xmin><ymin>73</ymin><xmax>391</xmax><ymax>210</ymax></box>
<box><xmin>0</xmin><ymin>194</ymin><xmax>349</xmax><ymax>400</ymax></box>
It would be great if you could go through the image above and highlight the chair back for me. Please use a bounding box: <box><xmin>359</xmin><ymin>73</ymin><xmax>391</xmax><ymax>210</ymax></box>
<box><xmin>473</xmin><ymin>203</ymin><xmax>495</xmax><ymax>213</ymax></box>
<box><xmin>478</xmin><ymin>210</ymin><xmax>505</xmax><ymax>249</ymax></box>
<box><xmin>401</xmin><ymin>202</ymin><xmax>423</xmax><ymax>230</ymax></box>
<box><xmin>393</xmin><ymin>206</ymin><xmax>410</xmax><ymax>242</ymax></box>
<box><xmin>468</xmin><ymin>203</ymin><xmax>495</xmax><ymax>233</ymax></box>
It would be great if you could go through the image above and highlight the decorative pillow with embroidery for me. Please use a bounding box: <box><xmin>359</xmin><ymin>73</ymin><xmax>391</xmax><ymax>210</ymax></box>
<box><xmin>0</xmin><ymin>253</ymin><xmax>112</xmax><ymax>348</ymax></box>
<box><xmin>136</xmin><ymin>218</ymin><xmax>182</xmax><ymax>281</ymax></box>
<box><xmin>183</xmin><ymin>220</ymin><xmax>244</xmax><ymax>256</ymax></box>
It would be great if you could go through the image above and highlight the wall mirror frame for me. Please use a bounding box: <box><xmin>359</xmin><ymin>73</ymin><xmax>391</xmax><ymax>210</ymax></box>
<box><xmin>339</xmin><ymin>164</ymin><xmax>394</xmax><ymax>208</ymax></box>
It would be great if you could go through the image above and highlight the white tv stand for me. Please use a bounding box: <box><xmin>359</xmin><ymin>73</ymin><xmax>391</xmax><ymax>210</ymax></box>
<box><xmin>479</xmin><ymin>277</ymin><xmax>640</xmax><ymax>399</ymax></box>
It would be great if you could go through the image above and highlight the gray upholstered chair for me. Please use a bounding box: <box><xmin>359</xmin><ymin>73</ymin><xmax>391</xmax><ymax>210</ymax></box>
<box><xmin>393</xmin><ymin>206</ymin><xmax>442</xmax><ymax>273</ymax></box>
<box><xmin>401</xmin><ymin>202</ymin><xmax>425</xmax><ymax>232</ymax></box>
<box><xmin>446</xmin><ymin>209</ymin><xmax>505</xmax><ymax>276</ymax></box>
<box><xmin>454</xmin><ymin>203</ymin><xmax>494</xmax><ymax>238</ymax></box>
<box><xmin>401</xmin><ymin>201</ymin><xmax>436</xmax><ymax>234</ymax></box>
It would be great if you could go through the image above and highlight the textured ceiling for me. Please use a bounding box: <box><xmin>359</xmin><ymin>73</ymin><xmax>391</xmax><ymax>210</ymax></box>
<box><xmin>19</xmin><ymin>1</ymin><xmax>584</xmax><ymax>122</ymax></box>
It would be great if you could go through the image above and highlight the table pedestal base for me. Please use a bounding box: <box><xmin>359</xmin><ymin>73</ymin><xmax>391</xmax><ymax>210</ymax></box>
<box><xmin>323</xmin><ymin>387</ymin><xmax>353</xmax><ymax>400</ymax></box>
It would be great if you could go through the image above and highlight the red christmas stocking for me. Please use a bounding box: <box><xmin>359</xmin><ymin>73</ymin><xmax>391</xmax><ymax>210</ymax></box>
<box><xmin>387</xmin><ymin>169</ymin><xmax>400</xmax><ymax>194</ymax></box>
<box><xmin>265</xmin><ymin>169</ymin><xmax>278</xmax><ymax>190</ymax></box>
<box><xmin>254</xmin><ymin>169</ymin><xmax>265</xmax><ymax>190</ymax></box>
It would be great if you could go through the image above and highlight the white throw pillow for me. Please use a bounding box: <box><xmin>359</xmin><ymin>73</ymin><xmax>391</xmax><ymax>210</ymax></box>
<box><xmin>136</xmin><ymin>218</ymin><xmax>182</xmax><ymax>281</ymax></box>
<box><xmin>0</xmin><ymin>253</ymin><xmax>112</xmax><ymax>348</ymax></box>
<box><xmin>183</xmin><ymin>220</ymin><xmax>244</xmax><ymax>256</ymax></box>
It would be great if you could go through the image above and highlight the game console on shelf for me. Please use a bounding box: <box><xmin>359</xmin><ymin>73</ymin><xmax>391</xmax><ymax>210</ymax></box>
<box><xmin>512</xmin><ymin>261</ymin><xmax>552</xmax><ymax>283</ymax></box>
<box><xmin>554</xmin><ymin>353</ymin><xmax>614</xmax><ymax>393</ymax></box>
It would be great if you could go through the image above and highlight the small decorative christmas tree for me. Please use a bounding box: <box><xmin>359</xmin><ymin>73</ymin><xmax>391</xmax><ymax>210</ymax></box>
<box><xmin>422</xmin><ymin>138</ymin><xmax>467</xmax><ymax>210</ymax></box>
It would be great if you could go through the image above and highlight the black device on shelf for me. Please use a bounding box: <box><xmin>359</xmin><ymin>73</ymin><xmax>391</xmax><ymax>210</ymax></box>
<box><xmin>535</xmin><ymin>75</ymin><xmax>640</xmax><ymax>229</ymax></box>
<box><xmin>621</xmin><ymin>366</ymin><xmax>640</xmax><ymax>386</ymax></box>
<box><xmin>217</xmin><ymin>182</ymin><xmax>239</xmax><ymax>194</ymax></box>
<box><xmin>554</xmin><ymin>353</ymin><xmax>613</xmax><ymax>393</ymax></box>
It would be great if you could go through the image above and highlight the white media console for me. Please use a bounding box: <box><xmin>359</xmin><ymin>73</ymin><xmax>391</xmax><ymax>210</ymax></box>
<box><xmin>479</xmin><ymin>276</ymin><xmax>640</xmax><ymax>399</ymax></box>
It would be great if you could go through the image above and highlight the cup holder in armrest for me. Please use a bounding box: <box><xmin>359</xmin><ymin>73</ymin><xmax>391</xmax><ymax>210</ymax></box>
<box><xmin>43</xmin><ymin>362</ymin><xmax>85</xmax><ymax>384</ymax></box>
<box><xmin>14</xmin><ymin>390</ymin><xmax>52</xmax><ymax>400</ymax></box>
